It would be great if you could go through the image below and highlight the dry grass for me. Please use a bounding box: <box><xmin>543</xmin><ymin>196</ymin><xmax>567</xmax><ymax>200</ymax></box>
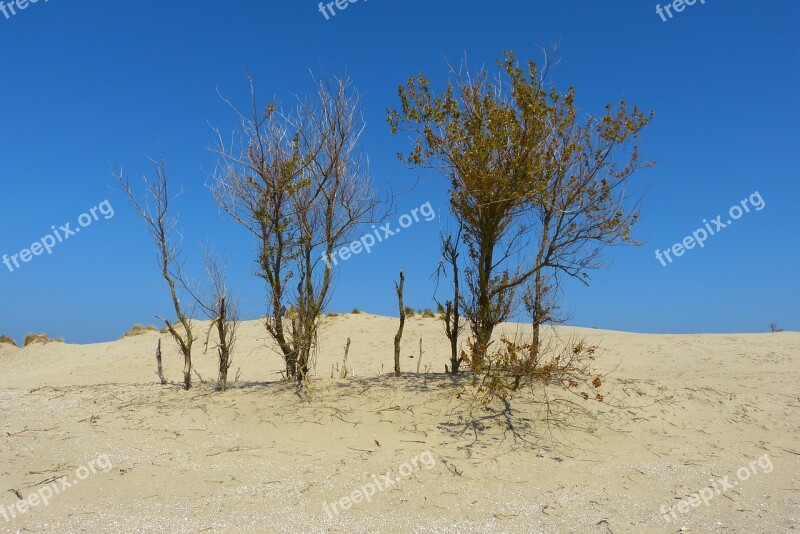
<box><xmin>0</xmin><ymin>335</ymin><xmax>17</xmax><ymax>347</ymax></box>
<box><xmin>23</xmin><ymin>333</ymin><xmax>63</xmax><ymax>346</ymax></box>
<box><xmin>121</xmin><ymin>324</ymin><xmax>158</xmax><ymax>338</ymax></box>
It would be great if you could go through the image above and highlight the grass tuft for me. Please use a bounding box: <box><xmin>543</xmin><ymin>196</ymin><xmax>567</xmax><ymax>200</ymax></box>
<box><xmin>23</xmin><ymin>333</ymin><xmax>63</xmax><ymax>346</ymax></box>
<box><xmin>121</xmin><ymin>324</ymin><xmax>158</xmax><ymax>338</ymax></box>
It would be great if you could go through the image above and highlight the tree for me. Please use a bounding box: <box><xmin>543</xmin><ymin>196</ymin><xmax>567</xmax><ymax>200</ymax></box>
<box><xmin>116</xmin><ymin>159</ymin><xmax>196</xmax><ymax>390</ymax></box>
<box><xmin>196</xmin><ymin>249</ymin><xmax>239</xmax><ymax>392</ymax></box>
<box><xmin>522</xmin><ymin>270</ymin><xmax>563</xmax><ymax>349</ymax></box>
<box><xmin>389</xmin><ymin>50</ymin><xmax>652</xmax><ymax>365</ymax></box>
<box><xmin>434</xmin><ymin>223</ymin><xmax>465</xmax><ymax>373</ymax></box>
<box><xmin>211</xmin><ymin>75</ymin><xmax>380</xmax><ymax>382</ymax></box>
<box><xmin>520</xmin><ymin>60</ymin><xmax>653</xmax><ymax>346</ymax></box>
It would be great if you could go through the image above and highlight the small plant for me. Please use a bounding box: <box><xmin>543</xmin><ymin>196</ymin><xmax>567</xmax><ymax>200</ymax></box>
<box><xmin>404</xmin><ymin>306</ymin><xmax>414</xmax><ymax>317</ymax></box>
<box><xmin>0</xmin><ymin>335</ymin><xmax>17</xmax><ymax>347</ymax></box>
<box><xmin>421</xmin><ymin>308</ymin><xmax>435</xmax><ymax>318</ymax></box>
<box><xmin>23</xmin><ymin>333</ymin><xmax>63</xmax><ymax>346</ymax></box>
<box><xmin>121</xmin><ymin>324</ymin><xmax>158</xmax><ymax>338</ymax></box>
<box><xmin>326</xmin><ymin>312</ymin><xmax>339</xmax><ymax>317</ymax></box>
<box><xmin>351</xmin><ymin>308</ymin><xmax>362</xmax><ymax>314</ymax></box>
<box><xmin>769</xmin><ymin>323</ymin><xmax>784</xmax><ymax>333</ymax></box>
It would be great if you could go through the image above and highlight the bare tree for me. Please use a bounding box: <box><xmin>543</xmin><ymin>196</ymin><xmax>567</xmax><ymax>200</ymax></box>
<box><xmin>211</xmin><ymin>75</ymin><xmax>380</xmax><ymax>383</ymax></box>
<box><xmin>197</xmin><ymin>250</ymin><xmax>240</xmax><ymax>391</ymax></box>
<box><xmin>115</xmin><ymin>159</ymin><xmax>196</xmax><ymax>390</ymax></box>
<box><xmin>393</xmin><ymin>270</ymin><xmax>405</xmax><ymax>376</ymax></box>
<box><xmin>434</xmin><ymin>223</ymin><xmax>465</xmax><ymax>373</ymax></box>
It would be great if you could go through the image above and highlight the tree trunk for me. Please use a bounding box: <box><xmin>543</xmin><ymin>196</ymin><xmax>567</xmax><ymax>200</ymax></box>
<box><xmin>471</xmin><ymin>233</ymin><xmax>496</xmax><ymax>368</ymax></box>
<box><xmin>217</xmin><ymin>298</ymin><xmax>229</xmax><ymax>392</ymax></box>
<box><xmin>394</xmin><ymin>271</ymin><xmax>405</xmax><ymax>377</ymax></box>
<box><xmin>532</xmin><ymin>270</ymin><xmax>543</xmax><ymax>350</ymax></box>
<box><xmin>450</xmin><ymin>250</ymin><xmax>461</xmax><ymax>373</ymax></box>
<box><xmin>441</xmin><ymin>231</ymin><xmax>462</xmax><ymax>374</ymax></box>
<box><xmin>297</xmin><ymin>345</ymin><xmax>310</xmax><ymax>383</ymax></box>
<box><xmin>156</xmin><ymin>339</ymin><xmax>167</xmax><ymax>385</ymax></box>
<box><xmin>445</xmin><ymin>302</ymin><xmax>461</xmax><ymax>374</ymax></box>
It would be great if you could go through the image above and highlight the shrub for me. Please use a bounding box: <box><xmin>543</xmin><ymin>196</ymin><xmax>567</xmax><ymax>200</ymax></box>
<box><xmin>23</xmin><ymin>333</ymin><xmax>63</xmax><ymax>346</ymax></box>
<box><xmin>0</xmin><ymin>335</ymin><xmax>17</xmax><ymax>347</ymax></box>
<box><xmin>351</xmin><ymin>308</ymin><xmax>361</xmax><ymax>314</ymax></box>
<box><xmin>769</xmin><ymin>323</ymin><xmax>784</xmax><ymax>333</ymax></box>
<box><xmin>421</xmin><ymin>308</ymin><xmax>435</xmax><ymax>318</ymax></box>
<box><xmin>327</xmin><ymin>312</ymin><xmax>339</xmax><ymax>317</ymax></box>
<box><xmin>403</xmin><ymin>306</ymin><xmax>414</xmax><ymax>317</ymax></box>
<box><xmin>121</xmin><ymin>324</ymin><xmax>158</xmax><ymax>338</ymax></box>
<box><xmin>464</xmin><ymin>336</ymin><xmax>602</xmax><ymax>406</ymax></box>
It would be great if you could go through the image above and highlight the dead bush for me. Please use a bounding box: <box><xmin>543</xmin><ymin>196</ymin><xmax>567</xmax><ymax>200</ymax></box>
<box><xmin>462</xmin><ymin>335</ymin><xmax>603</xmax><ymax>407</ymax></box>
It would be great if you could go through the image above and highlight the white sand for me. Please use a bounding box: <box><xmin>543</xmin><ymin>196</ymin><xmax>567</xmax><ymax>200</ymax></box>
<box><xmin>1</xmin><ymin>314</ymin><xmax>798</xmax><ymax>533</ymax></box>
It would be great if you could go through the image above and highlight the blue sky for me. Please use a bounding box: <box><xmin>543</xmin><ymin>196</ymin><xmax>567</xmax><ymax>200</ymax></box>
<box><xmin>0</xmin><ymin>0</ymin><xmax>797</xmax><ymax>343</ymax></box>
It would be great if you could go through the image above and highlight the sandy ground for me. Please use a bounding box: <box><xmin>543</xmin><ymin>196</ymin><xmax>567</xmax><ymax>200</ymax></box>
<box><xmin>0</xmin><ymin>314</ymin><xmax>798</xmax><ymax>533</ymax></box>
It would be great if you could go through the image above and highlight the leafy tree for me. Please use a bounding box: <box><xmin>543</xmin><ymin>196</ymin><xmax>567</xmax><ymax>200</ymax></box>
<box><xmin>389</xmin><ymin>51</ymin><xmax>652</xmax><ymax>364</ymax></box>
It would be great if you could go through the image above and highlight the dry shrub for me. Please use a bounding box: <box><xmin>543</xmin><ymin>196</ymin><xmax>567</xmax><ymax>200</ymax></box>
<box><xmin>0</xmin><ymin>335</ymin><xmax>17</xmax><ymax>347</ymax></box>
<box><xmin>421</xmin><ymin>308</ymin><xmax>435</xmax><ymax>318</ymax></box>
<box><xmin>445</xmin><ymin>335</ymin><xmax>609</xmax><ymax>446</ymax></box>
<box><xmin>462</xmin><ymin>335</ymin><xmax>603</xmax><ymax>406</ymax></box>
<box><xmin>351</xmin><ymin>308</ymin><xmax>362</xmax><ymax>314</ymax></box>
<box><xmin>121</xmin><ymin>324</ymin><xmax>157</xmax><ymax>338</ymax></box>
<box><xmin>23</xmin><ymin>333</ymin><xmax>63</xmax><ymax>346</ymax></box>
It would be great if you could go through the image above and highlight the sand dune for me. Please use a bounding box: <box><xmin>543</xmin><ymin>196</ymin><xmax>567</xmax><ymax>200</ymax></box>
<box><xmin>1</xmin><ymin>314</ymin><xmax>798</xmax><ymax>533</ymax></box>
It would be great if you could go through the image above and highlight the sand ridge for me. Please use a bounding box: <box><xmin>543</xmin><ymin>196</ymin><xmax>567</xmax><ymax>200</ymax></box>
<box><xmin>1</xmin><ymin>314</ymin><xmax>798</xmax><ymax>532</ymax></box>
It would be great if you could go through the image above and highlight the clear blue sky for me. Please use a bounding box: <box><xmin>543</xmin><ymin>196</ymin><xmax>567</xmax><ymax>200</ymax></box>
<box><xmin>1</xmin><ymin>0</ymin><xmax>797</xmax><ymax>344</ymax></box>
